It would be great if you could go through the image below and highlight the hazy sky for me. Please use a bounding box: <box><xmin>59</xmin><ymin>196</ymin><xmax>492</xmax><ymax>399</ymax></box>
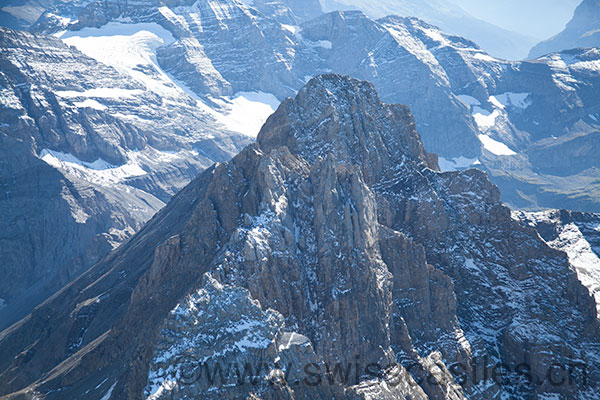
<box><xmin>451</xmin><ymin>0</ymin><xmax>582</xmax><ymax>39</ymax></box>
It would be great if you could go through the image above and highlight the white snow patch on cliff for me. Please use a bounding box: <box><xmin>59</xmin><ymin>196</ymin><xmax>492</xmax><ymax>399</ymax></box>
<box><xmin>438</xmin><ymin>156</ymin><xmax>480</xmax><ymax>172</ymax></box>
<box><xmin>211</xmin><ymin>92</ymin><xmax>280</xmax><ymax>137</ymax></box>
<box><xmin>472</xmin><ymin>107</ymin><xmax>501</xmax><ymax>130</ymax></box>
<box><xmin>39</xmin><ymin>149</ymin><xmax>147</xmax><ymax>185</ymax></box>
<box><xmin>478</xmin><ymin>135</ymin><xmax>517</xmax><ymax>156</ymax></box>
<box><xmin>73</xmin><ymin>99</ymin><xmax>107</xmax><ymax>111</ymax></box>
<box><xmin>549</xmin><ymin>223</ymin><xmax>600</xmax><ymax>317</ymax></box>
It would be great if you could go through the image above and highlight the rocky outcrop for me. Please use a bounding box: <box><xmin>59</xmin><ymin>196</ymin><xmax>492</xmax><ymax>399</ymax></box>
<box><xmin>0</xmin><ymin>75</ymin><xmax>597</xmax><ymax>400</ymax></box>
<box><xmin>515</xmin><ymin>209</ymin><xmax>600</xmax><ymax>317</ymax></box>
<box><xmin>529</xmin><ymin>0</ymin><xmax>600</xmax><ymax>59</ymax></box>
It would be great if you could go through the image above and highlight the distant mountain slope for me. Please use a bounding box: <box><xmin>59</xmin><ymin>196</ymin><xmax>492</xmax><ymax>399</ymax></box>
<box><xmin>529</xmin><ymin>0</ymin><xmax>600</xmax><ymax>58</ymax></box>
<box><xmin>321</xmin><ymin>0</ymin><xmax>536</xmax><ymax>59</ymax></box>
<box><xmin>0</xmin><ymin>26</ymin><xmax>250</xmax><ymax>329</ymax></box>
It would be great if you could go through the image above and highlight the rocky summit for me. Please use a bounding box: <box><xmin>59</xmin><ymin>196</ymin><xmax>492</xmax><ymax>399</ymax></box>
<box><xmin>0</xmin><ymin>75</ymin><xmax>598</xmax><ymax>400</ymax></box>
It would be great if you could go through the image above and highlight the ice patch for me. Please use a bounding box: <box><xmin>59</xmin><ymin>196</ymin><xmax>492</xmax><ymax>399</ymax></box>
<box><xmin>100</xmin><ymin>382</ymin><xmax>117</xmax><ymax>400</ymax></box>
<box><xmin>58</xmin><ymin>23</ymin><xmax>185</xmax><ymax>99</ymax></box>
<box><xmin>474</xmin><ymin>53</ymin><xmax>499</xmax><ymax>62</ymax></box>
<box><xmin>422</xmin><ymin>27</ymin><xmax>447</xmax><ymax>45</ymax></box>
<box><xmin>478</xmin><ymin>135</ymin><xmax>516</xmax><ymax>156</ymax></box>
<box><xmin>490</xmin><ymin>93</ymin><xmax>531</xmax><ymax>110</ymax></box>
<box><xmin>211</xmin><ymin>92</ymin><xmax>280</xmax><ymax>137</ymax></box>
<box><xmin>73</xmin><ymin>99</ymin><xmax>107</xmax><ymax>111</ymax></box>
<box><xmin>281</xmin><ymin>24</ymin><xmax>300</xmax><ymax>36</ymax></box>
<box><xmin>456</xmin><ymin>95</ymin><xmax>480</xmax><ymax>107</ymax></box>
<box><xmin>278</xmin><ymin>332</ymin><xmax>309</xmax><ymax>351</ymax></box>
<box><xmin>472</xmin><ymin>107</ymin><xmax>501</xmax><ymax>130</ymax></box>
<box><xmin>308</xmin><ymin>39</ymin><xmax>332</xmax><ymax>49</ymax></box>
<box><xmin>438</xmin><ymin>156</ymin><xmax>480</xmax><ymax>172</ymax></box>
<box><xmin>39</xmin><ymin>149</ymin><xmax>147</xmax><ymax>185</ymax></box>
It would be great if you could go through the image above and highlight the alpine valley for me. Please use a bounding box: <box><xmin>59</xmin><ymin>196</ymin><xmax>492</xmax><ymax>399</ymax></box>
<box><xmin>0</xmin><ymin>1</ymin><xmax>599</xmax><ymax>400</ymax></box>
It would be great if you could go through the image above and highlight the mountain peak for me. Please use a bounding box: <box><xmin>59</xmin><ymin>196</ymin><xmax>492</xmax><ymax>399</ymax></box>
<box><xmin>257</xmin><ymin>74</ymin><xmax>439</xmax><ymax>181</ymax></box>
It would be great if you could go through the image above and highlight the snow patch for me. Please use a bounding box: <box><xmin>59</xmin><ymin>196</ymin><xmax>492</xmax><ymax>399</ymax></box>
<box><xmin>456</xmin><ymin>94</ymin><xmax>480</xmax><ymax>107</ymax></box>
<box><xmin>308</xmin><ymin>39</ymin><xmax>332</xmax><ymax>49</ymax></box>
<box><xmin>211</xmin><ymin>92</ymin><xmax>280</xmax><ymax>137</ymax></box>
<box><xmin>39</xmin><ymin>149</ymin><xmax>147</xmax><ymax>186</ymax></box>
<box><xmin>0</xmin><ymin>88</ymin><xmax>22</xmax><ymax>109</ymax></box>
<box><xmin>478</xmin><ymin>135</ymin><xmax>517</xmax><ymax>156</ymax></box>
<box><xmin>472</xmin><ymin>107</ymin><xmax>501</xmax><ymax>130</ymax></box>
<box><xmin>73</xmin><ymin>99</ymin><xmax>107</xmax><ymax>111</ymax></box>
<box><xmin>549</xmin><ymin>223</ymin><xmax>600</xmax><ymax>317</ymax></box>
<box><xmin>438</xmin><ymin>156</ymin><xmax>480</xmax><ymax>172</ymax></box>
<box><xmin>474</xmin><ymin>53</ymin><xmax>499</xmax><ymax>62</ymax></box>
<box><xmin>490</xmin><ymin>93</ymin><xmax>531</xmax><ymax>110</ymax></box>
<box><xmin>100</xmin><ymin>382</ymin><xmax>117</xmax><ymax>400</ymax></box>
<box><xmin>58</xmin><ymin>23</ymin><xmax>186</xmax><ymax>99</ymax></box>
<box><xmin>281</xmin><ymin>24</ymin><xmax>300</xmax><ymax>36</ymax></box>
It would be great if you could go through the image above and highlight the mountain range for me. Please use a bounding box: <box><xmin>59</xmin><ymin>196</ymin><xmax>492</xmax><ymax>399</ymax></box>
<box><xmin>1</xmin><ymin>74</ymin><xmax>598</xmax><ymax>400</ymax></box>
<box><xmin>0</xmin><ymin>3</ymin><xmax>599</xmax><ymax>399</ymax></box>
<box><xmin>1</xmin><ymin>0</ymin><xmax>599</xmax><ymax>330</ymax></box>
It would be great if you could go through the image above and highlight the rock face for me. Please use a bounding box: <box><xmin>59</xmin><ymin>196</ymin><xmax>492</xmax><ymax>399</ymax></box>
<box><xmin>0</xmin><ymin>26</ymin><xmax>250</xmax><ymax>328</ymax></box>
<box><xmin>0</xmin><ymin>75</ymin><xmax>597</xmax><ymax>400</ymax></box>
<box><xmin>529</xmin><ymin>0</ymin><xmax>600</xmax><ymax>59</ymax></box>
<box><xmin>515</xmin><ymin>209</ymin><xmax>600</xmax><ymax>317</ymax></box>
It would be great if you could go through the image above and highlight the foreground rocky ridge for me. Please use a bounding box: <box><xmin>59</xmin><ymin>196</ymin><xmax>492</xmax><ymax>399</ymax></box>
<box><xmin>0</xmin><ymin>75</ymin><xmax>597</xmax><ymax>399</ymax></box>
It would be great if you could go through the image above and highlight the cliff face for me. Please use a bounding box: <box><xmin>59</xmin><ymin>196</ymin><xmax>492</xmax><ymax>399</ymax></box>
<box><xmin>529</xmin><ymin>0</ymin><xmax>600</xmax><ymax>59</ymax></box>
<box><xmin>0</xmin><ymin>75</ymin><xmax>597</xmax><ymax>400</ymax></box>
